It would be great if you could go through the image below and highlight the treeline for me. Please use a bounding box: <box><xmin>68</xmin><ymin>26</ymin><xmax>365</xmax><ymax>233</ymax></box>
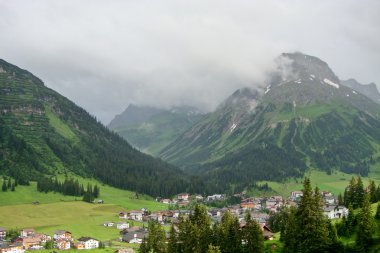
<box><xmin>140</xmin><ymin>204</ymin><xmax>265</xmax><ymax>253</ymax></box>
<box><xmin>342</xmin><ymin>176</ymin><xmax>380</xmax><ymax>209</ymax></box>
<box><xmin>1</xmin><ymin>177</ymin><xmax>17</xmax><ymax>192</ymax></box>
<box><xmin>36</xmin><ymin>177</ymin><xmax>99</xmax><ymax>202</ymax></box>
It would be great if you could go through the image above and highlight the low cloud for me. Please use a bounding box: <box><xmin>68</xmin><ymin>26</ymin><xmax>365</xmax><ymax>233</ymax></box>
<box><xmin>0</xmin><ymin>0</ymin><xmax>379</xmax><ymax>123</ymax></box>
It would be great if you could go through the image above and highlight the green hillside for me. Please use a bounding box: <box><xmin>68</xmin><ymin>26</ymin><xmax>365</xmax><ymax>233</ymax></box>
<box><xmin>0</xmin><ymin>59</ymin><xmax>200</xmax><ymax>197</ymax></box>
<box><xmin>159</xmin><ymin>53</ymin><xmax>380</xmax><ymax>192</ymax></box>
<box><xmin>109</xmin><ymin>105</ymin><xmax>204</xmax><ymax>155</ymax></box>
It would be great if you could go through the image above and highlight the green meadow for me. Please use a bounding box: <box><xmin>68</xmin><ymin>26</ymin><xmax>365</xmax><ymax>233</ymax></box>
<box><xmin>260</xmin><ymin>169</ymin><xmax>380</xmax><ymax>198</ymax></box>
<box><xmin>0</xmin><ymin>177</ymin><xmax>168</xmax><ymax>251</ymax></box>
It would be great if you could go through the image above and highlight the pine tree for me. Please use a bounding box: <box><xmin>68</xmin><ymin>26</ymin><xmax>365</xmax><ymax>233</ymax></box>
<box><xmin>2</xmin><ymin>180</ymin><xmax>7</xmax><ymax>192</ymax></box>
<box><xmin>282</xmin><ymin>207</ymin><xmax>297</xmax><ymax>253</ymax></box>
<box><xmin>243</xmin><ymin>212</ymin><xmax>264</xmax><ymax>253</ymax></box>
<box><xmin>356</xmin><ymin>193</ymin><xmax>374</xmax><ymax>251</ymax></box>
<box><xmin>375</xmin><ymin>202</ymin><xmax>380</xmax><ymax>220</ymax></box>
<box><xmin>294</xmin><ymin>179</ymin><xmax>330</xmax><ymax>252</ymax></box>
<box><xmin>11</xmin><ymin>183</ymin><xmax>15</xmax><ymax>192</ymax></box>
<box><xmin>141</xmin><ymin>221</ymin><xmax>167</xmax><ymax>253</ymax></box>
<box><xmin>355</xmin><ymin>176</ymin><xmax>365</xmax><ymax>208</ymax></box>
<box><xmin>7</xmin><ymin>178</ymin><xmax>11</xmax><ymax>189</ymax></box>
<box><xmin>167</xmin><ymin>224</ymin><xmax>178</xmax><ymax>253</ymax></box>
<box><xmin>337</xmin><ymin>193</ymin><xmax>343</xmax><ymax>206</ymax></box>
<box><xmin>93</xmin><ymin>184</ymin><xmax>100</xmax><ymax>198</ymax></box>
<box><xmin>368</xmin><ymin>180</ymin><xmax>377</xmax><ymax>203</ymax></box>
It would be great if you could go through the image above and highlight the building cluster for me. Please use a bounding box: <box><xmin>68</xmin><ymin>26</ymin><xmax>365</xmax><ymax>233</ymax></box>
<box><xmin>158</xmin><ymin>193</ymin><xmax>226</xmax><ymax>207</ymax></box>
<box><xmin>0</xmin><ymin>228</ymin><xmax>99</xmax><ymax>253</ymax></box>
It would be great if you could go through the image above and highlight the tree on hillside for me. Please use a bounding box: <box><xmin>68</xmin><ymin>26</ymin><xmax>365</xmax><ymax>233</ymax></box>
<box><xmin>375</xmin><ymin>202</ymin><xmax>380</xmax><ymax>220</ymax></box>
<box><xmin>140</xmin><ymin>221</ymin><xmax>167</xmax><ymax>253</ymax></box>
<box><xmin>356</xmin><ymin>193</ymin><xmax>374</xmax><ymax>252</ymax></box>
<box><xmin>2</xmin><ymin>180</ymin><xmax>7</xmax><ymax>192</ymax></box>
<box><xmin>243</xmin><ymin>212</ymin><xmax>264</xmax><ymax>253</ymax></box>
<box><xmin>283</xmin><ymin>178</ymin><xmax>331</xmax><ymax>253</ymax></box>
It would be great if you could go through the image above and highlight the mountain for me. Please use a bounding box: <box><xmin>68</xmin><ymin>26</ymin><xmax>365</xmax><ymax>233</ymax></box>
<box><xmin>108</xmin><ymin>104</ymin><xmax>204</xmax><ymax>155</ymax></box>
<box><xmin>159</xmin><ymin>52</ymin><xmax>380</xmax><ymax>189</ymax></box>
<box><xmin>341</xmin><ymin>78</ymin><xmax>380</xmax><ymax>104</ymax></box>
<box><xmin>0</xmin><ymin>59</ymin><xmax>198</xmax><ymax>197</ymax></box>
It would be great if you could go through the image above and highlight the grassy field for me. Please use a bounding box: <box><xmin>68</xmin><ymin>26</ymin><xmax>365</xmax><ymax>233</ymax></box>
<box><xmin>0</xmin><ymin>176</ymin><xmax>167</xmax><ymax>251</ymax></box>
<box><xmin>259</xmin><ymin>169</ymin><xmax>380</xmax><ymax>198</ymax></box>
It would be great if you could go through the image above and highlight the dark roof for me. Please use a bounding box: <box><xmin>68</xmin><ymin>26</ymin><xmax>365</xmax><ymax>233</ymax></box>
<box><xmin>78</xmin><ymin>237</ymin><xmax>97</xmax><ymax>242</ymax></box>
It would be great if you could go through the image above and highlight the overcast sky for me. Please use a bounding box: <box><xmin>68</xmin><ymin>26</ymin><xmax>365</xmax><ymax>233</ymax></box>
<box><xmin>0</xmin><ymin>0</ymin><xmax>379</xmax><ymax>123</ymax></box>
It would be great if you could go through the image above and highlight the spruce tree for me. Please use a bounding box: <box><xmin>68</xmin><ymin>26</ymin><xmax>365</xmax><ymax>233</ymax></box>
<box><xmin>7</xmin><ymin>178</ymin><xmax>11</xmax><ymax>189</ymax></box>
<box><xmin>356</xmin><ymin>193</ymin><xmax>373</xmax><ymax>252</ymax></box>
<box><xmin>375</xmin><ymin>202</ymin><xmax>380</xmax><ymax>220</ymax></box>
<box><xmin>11</xmin><ymin>183</ymin><xmax>15</xmax><ymax>192</ymax></box>
<box><xmin>295</xmin><ymin>179</ymin><xmax>330</xmax><ymax>253</ymax></box>
<box><xmin>355</xmin><ymin>176</ymin><xmax>365</xmax><ymax>208</ymax></box>
<box><xmin>368</xmin><ymin>180</ymin><xmax>377</xmax><ymax>203</ymax></box>
<box><xmin>167</xmin><ymin>224</ymin><xmax>178</xmax><ymax>253</ymax></box>
<box><xmin>282</xmin><ymin>207</ymin><xmax>297</xmax><ymax>253</ymax></box>
<box><xmin>243</xmin><ymin>212</ymin><xmax>264</xmax><ymax>253</ymax></box>
<box><xmin>142</xmin><ymin>221</ymin><xmax>167</xmax><ymax>253</ymax></box>
<box><xmin>2</xmin><ymin>180</ymin><xmax>7</xmax><ymax>192</ymax></box>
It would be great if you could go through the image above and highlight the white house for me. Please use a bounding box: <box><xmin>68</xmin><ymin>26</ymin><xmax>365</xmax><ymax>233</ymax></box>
<box><xmin>77</xmin><ymin>237</ymin><xmax>99</xmax><ymax>249</ymax></box>
<box><xmin>290</xmin><ymin>191</ymin><xmax>303</xmax><ymax>200</ymax></box>
<box><xmin>20</xmin><ymin>229</ymin><xmax>35</xmax><ymax>238</ymax></box>
<box><xmin>128</xmin><ymin>211</ymin><xmax>144</xmax><ymax>221</ymax></box>
<box><xmin>323</xmin><ymin>205</ymin><xmax>349</xmax><ymax>219</ymax></box>
<box><xmin>129</xmin><ymin>234</ymin><xmax>143</xmax><ymax>244</ymax></box>
<box><xmin>116</xmin><ymin>222</ymin><xmax>130</xmax><ymax>230</ymax></box>
<box><xmin>177</xmin><ymin>193</ymin><xmax>189</xmax><ymax>201</ymax></box>
<box><xmin>103</xmin><ymin>221</ymin><xmax>114</xmax><ymax>227</ymax></box>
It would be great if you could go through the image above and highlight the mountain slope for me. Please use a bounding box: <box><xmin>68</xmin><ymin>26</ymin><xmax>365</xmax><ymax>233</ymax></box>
<box><xmin>159</xmin><ymin>53</ymin><xmax>380</xmax><ymax>188</ymax></box>
<box><xmin>108</xmin><ymin>105</ymin><xmax>204</xmax><ymax>155</ymax></box>
<box><xmin>341</xmin><ymin>78</ymin><xmax>380</xmax><ymax>104</ymax></box>
<box><xmin>0</xmin><ymin>59</ymin><xmax>197</xmax><ymax>197</ymax></box>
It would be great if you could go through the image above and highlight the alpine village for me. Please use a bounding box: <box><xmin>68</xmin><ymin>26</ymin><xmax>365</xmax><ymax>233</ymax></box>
<box><xmin>1</xmin><ymin>2</ymin><xmax>380</xmax><ymax>253</ymax></box>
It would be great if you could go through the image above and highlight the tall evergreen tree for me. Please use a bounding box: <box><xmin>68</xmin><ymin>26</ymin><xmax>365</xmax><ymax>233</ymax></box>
<box><xmin>282</xmin><ymin>207</ymin><xmax>297</xmax><ymax>253</ymax></box>
<box><xmin>11</xmin><ymin>183</ymin><xmax>15</xmax><ymax>191</ymax></box>
<box><xmin>243</xmin><ymin>212</ymin><xmax>264</xmax><ymax>253</ymax></box>
<box><xmin>2</xmin><ymin>180</ymin><xmax>7</xmax><ymax>192</ymax></box>
<box><xmin>356</xmin><ymin>193</ymin><xmax>374</xmax><ymax>252</ymax></box>
<box><xmin>368</xmin><ymin>180</ymin><xmax>377</xmax><ymax>203</ymax></box>
<box><xmin>375</xmin><ymin>202</ymin><xmax>380</xmax><ymax>220</ymax></box>
<box><xmin>167</xmin><ymin>224</ymin><xmax>178</xmax><ymax>253</ymax></box>
<box><xmin>140</xmin><ymin>221</ymin><xmax>167</xmax><ymax>253</ymax></box>
<box><xmin>7</xmin><ymin>178</ymin><xmax>11</xmax><ymax>189</ymax></box>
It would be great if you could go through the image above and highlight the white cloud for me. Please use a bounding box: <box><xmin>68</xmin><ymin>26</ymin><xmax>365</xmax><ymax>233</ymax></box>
<box><xmin>0</xmin><ymin>0</ymin><xmax>379</xmax><ymax>123</ymax></box>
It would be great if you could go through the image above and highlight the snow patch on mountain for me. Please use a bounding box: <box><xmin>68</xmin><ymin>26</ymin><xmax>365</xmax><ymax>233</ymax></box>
<box><xmin>323</xmin><ymin>78</ymin><xmax>339</xmax><ymax>89</ymax></box>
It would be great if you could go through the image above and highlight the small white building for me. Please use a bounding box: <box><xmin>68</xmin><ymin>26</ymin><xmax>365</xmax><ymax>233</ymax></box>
<box><xmin>128</xmin><ymin>211</ymin><xmax>144</xmax><ymax>221</ymax></box>
<box><xmin>323</xmin><ymin>205</ymin><xmax>349</xmax><ymax>219</ymax></box>
<box><xmin>177</xmin><ymin>193</ymin><xmax>189</xmax><ymax>201</ymax></box>
<box><xmin>103</xmin><ymin>221</ymin><xmax>114</xmax><ymax>227</ymax></box>
<box><xmin>116</xmin><ymin>222</ymin><xmax>130</xmax><ymax>230</ymax></box>
<box><xmin>77</xmin><ymin>237</ymin><xmax>99</xmax><ymax>249</ymax></box>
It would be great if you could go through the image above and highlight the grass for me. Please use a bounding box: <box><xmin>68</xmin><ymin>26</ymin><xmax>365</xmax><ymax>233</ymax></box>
<box><xmin>259</xmin><ymin>170</ymin><xmax>380</xmax><ymax>198</ymax></box>
<box><xmin>45</xmin><ymin>105</ymin><xmax>78</xmax><ymax>141</ymax></box>
<box><xmin>0</xmin><ymin>177</ymin><xmax>167</xmax><ymax>246</ymax></box>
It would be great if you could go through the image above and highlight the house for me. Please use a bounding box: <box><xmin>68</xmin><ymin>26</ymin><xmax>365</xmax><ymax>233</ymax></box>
<box><xmin>195</xmin><ymin>195</ymin><xmax>204</xmax><ymax>201</ymax></box>
<box><xmin>241</xmin><ymin>201</ymin><xmax>255</xmax><ymax>210</ymax></box>
<box><xmin>53</xmin><ymin>230</ymin><xmax>72</xmax><ymax>241</ymax></box>
<box><xmin>177</xmin><ymin>193</ymin><xmax>189</xmax><ymax>201</ymax></box>
<box><xmin>323</xmin><ymin>205</ymin><xmax>349</xmax><ymax>219</ymax></box>
<box><xmin>119</xmin><ymin>212</ymin><xmax>128</xmax><ymax>219</ymax></box>
<box><xmin>21</xmin><ymin>234</ymin><xmax>50</xmax><ymax>250</ymax></box>
<box><xmin>116</xmin><ymin>222</ymin><xmax>130</xmax><ymax>230</ymax></box>
<box><xmin>128</xmin><ymin>211</ymin><xmax>144</xmax><ymax>221</ymax></box>
<box><xmin>0</xmin><ymin>228</ymin><xmax>6</xmax><ymax>240</ymax></box>
<box><xmin>0</xmin><ymin>242</ymin><xmax>24</xmax><ymax>253</ymax></box>
<box><xmin>206</xmin><ymin>194</ymin><xmax>225</xmax><ymax>202</ymax></box>
<box><xmin>77</xmin><ymin>237</ymin><xmax>99</xmax><ymax>249</ymax></box>
<box><xmin>261</xmin><ymin>225</ymin><xmax>274</xmax><ymax>241</ymax></box>
<box><xmin>55</xmin><ymin>239</ymin><xmax>71</xmax><ymax>250</ymax></box>
<box><xmin>290</xmin><ymin>191</ymin><xmax>303</xmax><ymax>200</ymax></box>
<box><xmin>161</xmin><ymin>199</ymin><xmax>171</xmax><ymax>204</ymax></box>
<box><xmin>103</xmin><ymin>221</ymin><xmax>114</xmax><ymax>227</ymax></box>
<box><xmin>122</xmin><ymin>233</ymin><xmax>147</xmax><ymax>244</ymax></box>
<box><xmin>20</xmin><ymin>229</ymin><xmax>35</xmax><ymax>238</ymax></box>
